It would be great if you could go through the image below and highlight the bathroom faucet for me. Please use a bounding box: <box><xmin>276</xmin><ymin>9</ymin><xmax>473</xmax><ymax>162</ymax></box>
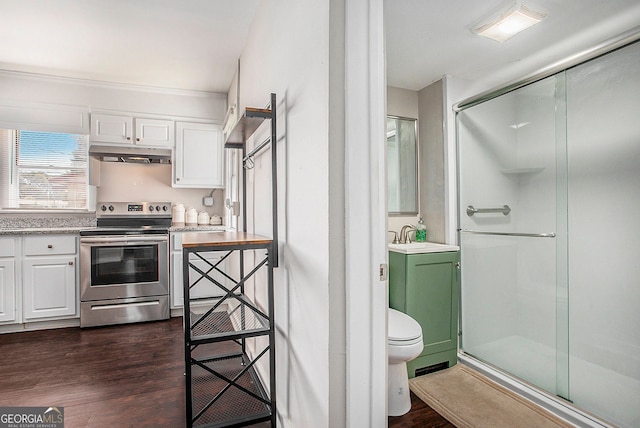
<box><xmin>399</xmin><ymin>224</ymin><xmax>415</xmax><ymax>244</ymax></box>
<box><xmin>388</xmin><ymin>230</ymin><xmax>399</xmax><ymax>244</ymax></box>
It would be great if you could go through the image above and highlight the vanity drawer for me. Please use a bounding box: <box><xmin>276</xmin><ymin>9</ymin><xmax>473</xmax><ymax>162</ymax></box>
<box><xmin>24</xmin><ymin>235</ymin><xmax>76</xmax><ymax>256</ymax></box>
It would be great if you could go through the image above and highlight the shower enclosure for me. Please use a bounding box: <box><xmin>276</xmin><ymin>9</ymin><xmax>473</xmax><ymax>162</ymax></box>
<box><xmin>457</xmin><ymin>39</ymin><xmax>640</xmax><ymax>428</ymax></box>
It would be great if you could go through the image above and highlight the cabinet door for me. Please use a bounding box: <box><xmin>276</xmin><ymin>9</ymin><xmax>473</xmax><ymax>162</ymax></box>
<box><xmin>135</xmin><ymin>118</ymin><xmax>174</xmax><ymax>147</ymax></box>
<box><xmin>405</xmin><ymin>252</ymin><xmax>459</xmax><ymax>356</ymax></box>
<box><xmin>0</xmin><ymin>259</ymin><xmax>16</xmax><ymax>323</ymax></box>
<box><xmin>174</xmin><ymin>122</ymin><xmax>224</xmax><ymax>188</ymax></box>
<box><xmin>90</xmin><ymin>113</ymin><xmax>133</xmax><ymax>144</ymax></box>
<box><xmin>23</xmin><ymin>256</ymin><xmax>76</xmax><ymax>320</ymax></box>
<box><xmin>171</xmin><ymin>251</ymin><xmax>226</xmax><ymax>308</ymax></box>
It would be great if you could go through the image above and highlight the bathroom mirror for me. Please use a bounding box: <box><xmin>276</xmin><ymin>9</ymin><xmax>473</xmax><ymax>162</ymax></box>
<box><xmin>387</xmin><ymin>116</ymin><xmax>418</xmax><ymax>215</ymax></box>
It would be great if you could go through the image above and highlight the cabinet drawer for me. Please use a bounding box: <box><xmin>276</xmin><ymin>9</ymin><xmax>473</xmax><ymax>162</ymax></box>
<box><xmin>24</xmin><ymin>235</ymin><xmax>76</xmax><ymax>256</ymax></box>
<box><xmin>0</xmin><ymin>237</ymin><xmax>16</xmax><ymax>257</ymax></box>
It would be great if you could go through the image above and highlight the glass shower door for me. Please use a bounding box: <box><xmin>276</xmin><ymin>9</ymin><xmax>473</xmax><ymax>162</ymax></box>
<box><xmin>457</xmin><ymin>74</ymin><xmax>569</xmax><ymax>398</ymax></box>
<box><xmin>565</xmin><ymin>40</ymin><xmax>640</xmax><ymax>427</ymax></box>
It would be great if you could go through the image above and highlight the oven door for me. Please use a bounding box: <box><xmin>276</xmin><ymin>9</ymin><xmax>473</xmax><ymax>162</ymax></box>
<box><xmin>80</xmin><ymin>235</ymin><xmax>169</xmax><ymax>301</ymax></box>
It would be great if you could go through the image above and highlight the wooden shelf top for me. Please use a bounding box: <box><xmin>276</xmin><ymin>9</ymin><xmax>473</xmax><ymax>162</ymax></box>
<box><xmin>224</xmin><ymin>107</ymin><xmax>272</xmax><ymax>146</ymax></box>
<box><xmin>181</xmin><ymin>231</ymin><xmax>272</xmax><ymax>248</ymax></box>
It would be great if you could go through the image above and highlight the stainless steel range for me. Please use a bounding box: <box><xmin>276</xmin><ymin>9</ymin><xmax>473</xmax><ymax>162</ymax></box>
<box><xmin>79</xmin><ymin>202</ymin><xmax>171</xmax><ymax>328</ymax></box>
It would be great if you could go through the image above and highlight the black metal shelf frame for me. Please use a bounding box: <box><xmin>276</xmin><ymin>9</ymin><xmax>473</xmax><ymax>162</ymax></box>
<box><xmin>184</xmin><ymin>94</ymin><xmax>278</xmax><ymax>428</ymax></box>
<box><xmin>183</xmin><ymin>242</ymin><xmax>275</xmax><ymax>427</ymax></box>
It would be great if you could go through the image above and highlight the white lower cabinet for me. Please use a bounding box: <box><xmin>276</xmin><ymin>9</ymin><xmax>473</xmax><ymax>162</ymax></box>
<box><xmin>170</xmin><ymin>232</ymin><xmax>225</xmax><ymax>310</ymax></box>
<box><xmin>0</xmin><ymin>234</ymin><xmax>78</xmax><ymax>325</ymax></box>
<box><xmin>22</xmin><ymin>255</ymin><xmax>76</xmax><ymax>320</ymax></box>
<box><xmin>0</xmin><ymin>259</ymin><xmax>16</xmax><ymax>323</ymax></box>
<box><xmin>0</xmin><ymin>237</ymin><xmax>17</xmax><ymax>323</ymax></box>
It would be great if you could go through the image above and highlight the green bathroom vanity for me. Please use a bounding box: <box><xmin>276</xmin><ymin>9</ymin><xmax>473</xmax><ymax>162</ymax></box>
<box><xmin>388</xmin><ymin>242</ymin><xmax>460</xmax><ymax>378</ymax></box>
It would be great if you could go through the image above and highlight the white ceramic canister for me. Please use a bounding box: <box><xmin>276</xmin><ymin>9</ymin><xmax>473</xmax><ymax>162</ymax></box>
<box><xmin>210</xmin><ymin>215</ymin><xmax>222</xmax><ymax>225</ymax></box>
<box><xmin>197</xmin><ymin>211</ymin><xmax>210</xmax><ymax>225</ymax></box>
<box><xmin>172</xmin><ymin>202</ymin><xmax>185</xmax><ymax>225</ymax></box>
<box><xmin>185</xmin><ymin>207</ymin><xmax>198</xmax><ymax>226</ymax></box>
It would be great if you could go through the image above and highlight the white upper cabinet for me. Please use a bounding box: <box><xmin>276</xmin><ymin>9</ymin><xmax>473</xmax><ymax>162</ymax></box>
<box><xmin>90</xmin><ymin>113</ymin><xmax>174</xmax><ymax>148</ymax></box>
<box><xmin>174</xmin><ymin>122</ymin><xmax>224</xmax><ymax>188</ymax></box>
<box><xmin>135</xmin><ymin>118</ymin><xmax>174</xmax><ymax>147</ymax></box>
<box><xmin>90</xmin><ymin>113</ymin><xmax>133</xmax><ymax>143</ymax></box>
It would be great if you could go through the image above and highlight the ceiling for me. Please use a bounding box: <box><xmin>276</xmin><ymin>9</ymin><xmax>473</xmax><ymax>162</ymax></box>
<box><xmin>0</xmin><ymin>1</ymin><xmax>639</xmax><ymax>94</ymax></box>
<box><xmin>386</xmin><ymin>0</ymin><xmax>640</xmax><ymax>91</ymax></box>
<box><xmin>0</xmin><ymin>0</ymin><xmax>260</xmax><ymax>93</ymax></box>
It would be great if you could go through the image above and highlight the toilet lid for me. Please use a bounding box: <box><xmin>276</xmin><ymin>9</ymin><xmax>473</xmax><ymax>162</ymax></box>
<box><xmin>388</xmin><ymin>308</ymin><xmax>422</xmax><ymax>342</ymax></box>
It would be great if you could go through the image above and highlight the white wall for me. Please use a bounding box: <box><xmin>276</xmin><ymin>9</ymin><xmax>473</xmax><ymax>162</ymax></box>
<box><xmin>0</xmin><ymin>70</ymin><xmax>225</xmax><ymax>120</ymax></box>
<box><xmin>0</xmin><ymin>70</ymin><xmax>228</xmax><ymax>214</ymax></box>
<box><xmin>238</xmin><ymin>1</ymin><xmax>387</xmax><ymax>426</ymax></box>
<box><xmin>418</xmin><ymin>80</ymin><xmax>445</xmax><ymax>243</ymax></box>
<box><xmin>238</xmin><ymin>1</ymin><xmax>331</xmax><ymax>426</ymax></box>
<box><xmin>97</xmin><ymin>163</ymin><xmax>224</xmax><ymax>217</ymax></box>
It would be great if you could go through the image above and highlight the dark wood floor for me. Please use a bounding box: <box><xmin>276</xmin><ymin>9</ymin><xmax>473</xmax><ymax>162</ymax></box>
<box><xmin>388</xmin><ymin>393</ymin><xmax>455</xmax><ymax>428</ymax></box>
<box><xmin>0</xmin><ymin>318</ymin><xmax>186</xmax><ymax>427</ymax></box>
<box><xmin>0</xmin><ymin>318</ymin><xmax>452</xmax><ymax>427</ymax></box>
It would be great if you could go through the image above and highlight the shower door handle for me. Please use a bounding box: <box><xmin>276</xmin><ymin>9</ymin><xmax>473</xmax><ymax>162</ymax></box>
<box><xmin>460</xmin><ymin>230</ymin><xmax>556</xmax><ymax>238</ymax></box>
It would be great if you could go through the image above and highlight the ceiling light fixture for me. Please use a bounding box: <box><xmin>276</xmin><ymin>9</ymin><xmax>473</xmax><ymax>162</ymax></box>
<box><xmin>473</xmin><ymin>2</ymin><xmax>546</xmax><ymax>43</ymax></box>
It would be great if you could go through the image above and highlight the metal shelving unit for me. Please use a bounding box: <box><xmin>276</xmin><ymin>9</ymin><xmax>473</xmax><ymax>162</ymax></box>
<box><xmin>183</xmin><ymin>95</ymin><xmax>278</xmax><ymax>428</ymax></box>
<box><xmin>224</xmin><ymin>93</ymin><xmax>278</xmax><ymax>267</ymax></box>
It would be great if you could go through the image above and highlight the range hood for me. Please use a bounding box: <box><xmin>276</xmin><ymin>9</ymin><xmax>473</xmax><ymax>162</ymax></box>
<box><xmin>89</xmin><ymin>145</ymin><xmax>172</xmax><ymax>164</ymax></box>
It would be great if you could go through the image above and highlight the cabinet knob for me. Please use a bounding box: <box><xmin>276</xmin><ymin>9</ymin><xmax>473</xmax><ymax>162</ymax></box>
<box><xmin>126</xmin><ymin>137</ymin><xmax>131</xmax><ymax>140</ymax></box>
<box><xmin>47</xmin><ymin>244</ymin><xmax>53</xmax><ymax>249</ymax></box>
<box><xmin>136</xmin><ymin>138</ymin><xmax>140</xmax><ymax>141</ymax></box>
<box><xmin>68</xmin><ymin>261</ymin><xmax>74</xmax><ymax>266</ymax></box>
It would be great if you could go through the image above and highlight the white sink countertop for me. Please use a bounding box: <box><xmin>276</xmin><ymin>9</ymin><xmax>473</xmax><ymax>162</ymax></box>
<box><xmin>388</xmin><ymin>241</ymin><xmax>459</xmax><ymax>254</ymax></box>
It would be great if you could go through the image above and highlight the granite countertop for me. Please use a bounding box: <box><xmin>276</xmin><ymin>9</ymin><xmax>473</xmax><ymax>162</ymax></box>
<box><xmin>0</xmin><ymin>217</ymin><xmax>98</xmax><ymax>235</ymax></box>
<box><xmin>0</xmin><ymin>217</ymin><xmax>231</xmax><ymax>235</ymax></box>
<box><xmin>0</xmin><ymin>226</ymin><xmax>97</xmax><ymax>235</ymax></box>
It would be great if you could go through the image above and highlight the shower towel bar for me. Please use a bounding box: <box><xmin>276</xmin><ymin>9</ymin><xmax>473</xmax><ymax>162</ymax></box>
<box><xmin>466</xmin><ymin>205</ymin><xmax>511</xmax><ymax>216</ymax></box>
<box><xmin>460</xmin><ymin>230</ymin><xmax>556</xmax><ymax>238</ymax></box>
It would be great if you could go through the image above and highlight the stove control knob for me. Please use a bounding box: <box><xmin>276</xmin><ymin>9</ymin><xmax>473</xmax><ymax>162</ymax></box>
<box><xmin>149</xmin><ymin>205</ymin><xmax>154</xmax><ymax>211</ymax></box>
<box><xmin>162</xmin><ymin>205</ymin><xmax>168</xmax><ymax>211</ymax></box>
<box><xmin>108</xmin><ymin>205</ymin><xmax>114</xmax><ymax>212</ymax></box>
<box><xmin>155</xmin><ymin>205</ymin><xmax>161</xmax><ymax>212</ymax></box>
<box><xmin>100</xmin><ymin>205</ymin><xmax>107</xmax><ymax>212</ymax></box>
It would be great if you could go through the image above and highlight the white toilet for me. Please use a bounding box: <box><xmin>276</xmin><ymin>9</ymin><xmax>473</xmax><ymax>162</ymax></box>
<box><xmin>388</xmin><ymin>308</ymin><xmax>424</xmax><ymax>416</ymax></box>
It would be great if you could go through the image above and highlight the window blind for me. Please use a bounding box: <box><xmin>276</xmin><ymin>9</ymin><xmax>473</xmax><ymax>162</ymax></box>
<box><xmin>5</xmin><ymin>130</ymin><xmax>89</xmax><ymax>209</ymax></box>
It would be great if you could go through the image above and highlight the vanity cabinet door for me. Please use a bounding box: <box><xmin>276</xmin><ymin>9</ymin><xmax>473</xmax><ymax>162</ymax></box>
<box><xmin>389</xmin><ymin>250</ymin><xmax>460</xmax><ymax>377</ymax></box>
<box><xmin>405</xmin><ymin>252</ymin><xmax>459</xmax><ymax>356</ymax></box>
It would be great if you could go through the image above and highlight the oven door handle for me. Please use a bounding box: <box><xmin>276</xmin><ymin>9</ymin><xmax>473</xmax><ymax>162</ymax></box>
<box><xmin>80</xmin><ymin>236</ymin><xmax>168</xmax><ymax>244</ymax></box>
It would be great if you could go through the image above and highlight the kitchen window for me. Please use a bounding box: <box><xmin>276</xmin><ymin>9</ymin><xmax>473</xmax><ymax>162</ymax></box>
<box><xmin>0</xmin><ymin>129</ymin><xmax>89</xmax><ymax>210</ymax></box>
